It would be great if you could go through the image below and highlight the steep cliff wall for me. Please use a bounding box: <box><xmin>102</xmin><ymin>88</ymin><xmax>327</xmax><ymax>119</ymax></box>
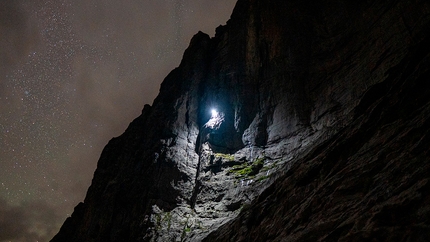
<box><xmin>52</xmin><ymin>0</ymin><xmax>430</xmax><ymax>241</ymax></box>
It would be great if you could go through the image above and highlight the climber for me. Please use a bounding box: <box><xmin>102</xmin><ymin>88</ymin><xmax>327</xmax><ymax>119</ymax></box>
<box><xmin>211</xmin><ymin>108</ymin><xmax>218</xmax><ymax>118</ymax></box>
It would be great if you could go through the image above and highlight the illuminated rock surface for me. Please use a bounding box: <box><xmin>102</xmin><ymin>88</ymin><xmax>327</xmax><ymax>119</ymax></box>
<box><xmin>52</xmin><ymin>0</ymin><xmax>430</xmax><ymax>241</ymax></box>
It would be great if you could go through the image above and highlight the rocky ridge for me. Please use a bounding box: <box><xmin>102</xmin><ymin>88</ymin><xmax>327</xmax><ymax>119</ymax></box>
<box><xmin>52</xmin><ymin>0</ymin><xmax>430</xmax><ymax>241</ymax></box>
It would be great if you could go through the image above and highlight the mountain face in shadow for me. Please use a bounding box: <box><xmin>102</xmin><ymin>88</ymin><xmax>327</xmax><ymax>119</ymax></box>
<box><xmin>52</xmin><ymin>0</ymin><xmax>430</xmax><ymax>241</ymax></box>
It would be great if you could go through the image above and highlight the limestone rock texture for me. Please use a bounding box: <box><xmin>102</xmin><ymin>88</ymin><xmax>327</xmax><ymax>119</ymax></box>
<box><xmin>51</xmin><ymin>0</ymin><xmax>430</xmax><ymax>241</ymax></box>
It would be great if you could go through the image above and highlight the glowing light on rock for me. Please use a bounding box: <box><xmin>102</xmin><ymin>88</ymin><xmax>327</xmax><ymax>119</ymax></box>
<box><xmin>205</xmin><ymin>108</ymin><xmax>223</xmax><ymax>129</ymax></box>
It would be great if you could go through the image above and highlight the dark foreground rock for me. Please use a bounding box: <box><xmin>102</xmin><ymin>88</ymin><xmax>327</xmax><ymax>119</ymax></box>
<box><xmin>52</xmin><ymin>0</ymin><xmax>430</xmax><ymax>241</ymax></box>
<box><xmin>204</xmin><ymin>33</ymin><xmax>430</xmax><ymax>241</ymax></box>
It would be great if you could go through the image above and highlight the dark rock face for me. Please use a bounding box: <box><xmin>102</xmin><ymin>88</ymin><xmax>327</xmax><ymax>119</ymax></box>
<box><xmin>52</xmin><ymin>0</ymin><xmax>430</xmax><ymax>241</ymax></box>
<box><xmin>204</xmin><ymin>35</ymin><xmax>430</xmax><ymax>241</ymax></box>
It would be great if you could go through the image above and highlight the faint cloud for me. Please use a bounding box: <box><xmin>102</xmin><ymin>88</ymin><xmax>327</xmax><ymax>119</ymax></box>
<box><xmin>0</xmin><ymin>198</ymin><xmax>62</xmax><ymax>242</ymax></box>
<box><xmin>0</xmin><ymin>1</ymin><xmax>40</xmax><ymax>73</ymax></box>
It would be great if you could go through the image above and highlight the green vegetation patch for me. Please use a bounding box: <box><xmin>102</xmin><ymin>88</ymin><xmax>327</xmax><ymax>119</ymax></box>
<box><xmin>253</xmin><ymin>157</ymin><xmax>265</xmax><ymax>167</ymax></box>
<box><xmin>256</xmin><ymin>175</ymin><xmax>269</xmax><ymax>182</ymax></box>
<box><xmin>214</xmin><ymin>153</ymin><xmax>234</xmax><ymax>161</ymax></box>
<box><xmin>229</xmin><ymin>158</ymin><xmax>265</xmax><ymax>177</ymax></box>
<box><xmin>260</xmin><ymin>159</ymin><xmax>279</xmax><ymax>172</ymax></box>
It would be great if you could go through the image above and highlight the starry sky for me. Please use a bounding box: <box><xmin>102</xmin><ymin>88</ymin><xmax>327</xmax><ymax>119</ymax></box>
<box><xmin>0</xmin><ymin>0</ymin><xmax>236</xmax><ymax>241</ymax></box>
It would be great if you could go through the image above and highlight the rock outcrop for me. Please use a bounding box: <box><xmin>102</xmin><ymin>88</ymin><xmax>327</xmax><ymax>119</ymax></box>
<box><xmin>52</xmin><ymin>0</ymin><xmax>430</xmax><ymax>241</ymax></box>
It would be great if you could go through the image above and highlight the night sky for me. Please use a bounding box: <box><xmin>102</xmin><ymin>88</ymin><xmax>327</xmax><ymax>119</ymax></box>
<box><xmin>0</xmin><ymin>1</ymin><xmax>236</xmax><ymax>241</ymax></box>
